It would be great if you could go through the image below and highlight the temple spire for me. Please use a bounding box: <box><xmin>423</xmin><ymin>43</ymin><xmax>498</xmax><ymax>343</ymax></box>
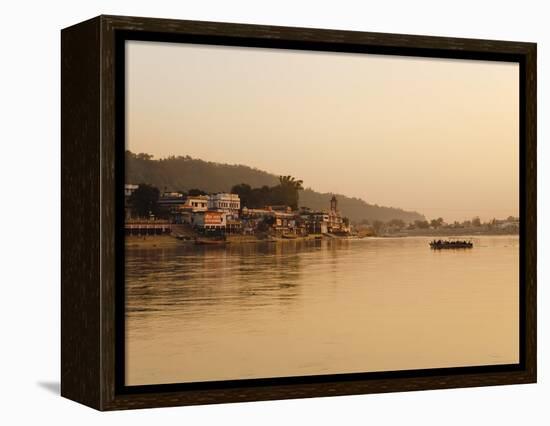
<box><xmin>330</xmin><ymin>195</ymin><xmax>338</xmax><ymax>212</ymax></box>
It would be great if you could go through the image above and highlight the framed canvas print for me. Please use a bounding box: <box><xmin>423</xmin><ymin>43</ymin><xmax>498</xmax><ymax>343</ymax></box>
<box><xmin>61</xmin><ymin>15</ymin><xmax>536</xmax><ymax>410</ymax></box>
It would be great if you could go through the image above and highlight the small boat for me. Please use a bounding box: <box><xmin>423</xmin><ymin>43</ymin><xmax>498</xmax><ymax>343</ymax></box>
<box><xmin>281</xmin><ymin>234</ymin><xmax>298</xmax><ymax>239</ymax></box>
<box><xmin>174</xmin><ymin>234</ymin><xmax>191</xmax><ymax>241</ymax></box>
<box><xmin>195</xmin><ymin>238</ymin><xmax>227</xmax><ymax>246</ymax></box>
<box><xmin>430</xmin><ymin>239</ymin><xmax>473</xmax><ymax>249</ymax></box>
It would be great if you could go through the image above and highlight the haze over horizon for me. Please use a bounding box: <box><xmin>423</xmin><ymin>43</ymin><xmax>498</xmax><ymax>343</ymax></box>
<box><xmin>126</xmin><ymin>41</ymin><xmax>519</xmax><ymax>222</ymax></box>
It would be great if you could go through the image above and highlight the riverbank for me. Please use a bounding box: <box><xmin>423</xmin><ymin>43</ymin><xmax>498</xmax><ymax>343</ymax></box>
<box><xmin>126</xmin><ymin>235</ymin><xmax>183</xmax><ymax>248</ymax></box>
<box><xmin>126</xmin><ymin>232</ymin><xmax>349</xmax><ymax>248</ymax></box>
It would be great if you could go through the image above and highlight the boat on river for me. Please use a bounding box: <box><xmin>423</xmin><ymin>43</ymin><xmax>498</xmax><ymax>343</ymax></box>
<box><xmin>429</xmin><ymin>239</ymin><xmax>473</xmax><ymax>249</ymax></box>
<box><xmin>195</xmin><ymin>238</ymin><xmax>228</xmax><ymax>246</ymax></box>
<box><xmin>281</xmin><ymin>234</ymin><xmax>298</xmax><ymax>239</ymax></box>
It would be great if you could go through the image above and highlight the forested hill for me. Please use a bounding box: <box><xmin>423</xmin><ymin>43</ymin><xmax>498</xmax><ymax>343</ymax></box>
<box><xmin>126</xmin><ymin>151</ymin><xmax>424</xmax><ymax>223</ymax></box>
<box><xmin>299</xmin><ymin>189</ymin><xmax>424</xmax><ymax>223</ymax></box>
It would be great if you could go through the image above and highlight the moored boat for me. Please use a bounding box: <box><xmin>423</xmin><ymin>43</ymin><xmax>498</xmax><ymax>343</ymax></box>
<box><xmin>195</xmin><ymin>238</ymin><xmax>227</xmax><ymax>246</ymax></box>
<box><xmin>281</xmin><ymin>234</ymin><xmax>298</xmax><ymax>239</ymax></box>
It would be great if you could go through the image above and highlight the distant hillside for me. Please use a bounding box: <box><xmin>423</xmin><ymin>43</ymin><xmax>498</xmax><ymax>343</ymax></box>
<box><xmin>299</xmin><ymin>189</ymin><xmax>423</xmax><ymax>223</ymax></box>
<box><xmin>126</xmin><ymin>151</ymin><xmax>424</xmax><ymax>223</ymax></box>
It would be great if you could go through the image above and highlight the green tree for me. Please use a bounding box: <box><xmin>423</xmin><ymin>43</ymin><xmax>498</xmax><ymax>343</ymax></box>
<box><xmin>124</xmin><ymin>150</ymin><xmax>425</xmax><ymax>223</ymax></box>
<box><xmin>187</xmin><ymin>188</ymin><xmax>207</xmax><ymax>196</ymax></box>
<box><xmin>277</xmin><ymin>175</ymin><xmax>304</xmax><ymax>209</ymax></box>
<box><xmin>279</xmin><ymin>175</ymin><xmax>304</xmax><ymax>189</ymax></box>
<box><xmin>129</xmin><ymin>184</ymin><xmax>160</xmax><ymax>218</ymax></box>
<box><xmin>388</xmin><ymin>218</ymin><xmax>405</xmax><ymax>229</ymax></box>
<box><xmin>414</xmin><ymin>220</ymin><xmax>430</xmax><ymax>229</ymax></box>
<box><xmin>430</xmin><ymin>217</ymin><xmax>444</xmax><ymax>228</ymax></box>
<box><xmin>135</xmin><ymin>152</ymin><xmax>154</xmax><ymax>161</ymax></box>
<box><xmin>372</xmin><ymin>220</ymin><xmax>385</xmax><ymax>234</ymax></box>
<box><xmin>231</xmin><ymin>183</ymin><xmax>253</xmax><ymax>207</ymax></box>
<box><xmin>231</xmin><ymin>177</ymin><xmax>304</xmax><ymax>210</ymax></box>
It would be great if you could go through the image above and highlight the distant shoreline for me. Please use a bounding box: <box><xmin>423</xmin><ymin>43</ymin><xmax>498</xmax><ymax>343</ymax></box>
<box><xmin>380</xmin><ymin>228</ymin><xmax>519</xmax><ymax>238</ymax></box>
<box><xmin>125</xmin><ymin>230</ymin><xmax>518</xmax><ymax>248</ymax></box>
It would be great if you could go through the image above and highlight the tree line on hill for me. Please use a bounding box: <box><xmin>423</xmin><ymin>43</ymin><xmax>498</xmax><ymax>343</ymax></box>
<box><xmin>231</xmin><ymin>176</ymin><xmax>303</xmax><ymax>210</ymax></box>
<box><xmin>125</xmin><ymin>150</ymin><xmax>425</xmax><ymax>223</ymax></box>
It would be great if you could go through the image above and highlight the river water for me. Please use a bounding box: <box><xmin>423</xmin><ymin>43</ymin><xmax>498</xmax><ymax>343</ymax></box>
<box><xmin>125</xmin><ymin>235</ymin><xmax>519</xmax><ymax>386</ymax></box>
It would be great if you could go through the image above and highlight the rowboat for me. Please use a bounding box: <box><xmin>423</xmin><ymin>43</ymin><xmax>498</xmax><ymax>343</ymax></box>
<box><xmin>281</xmin><ymin>234</ymin><xmax>298</xmax><ymax>239</ymax></box>
<box><xmin>195</xmin><ymin>238</ymin><xmax>227</xmax><ymax>246</ymax></box>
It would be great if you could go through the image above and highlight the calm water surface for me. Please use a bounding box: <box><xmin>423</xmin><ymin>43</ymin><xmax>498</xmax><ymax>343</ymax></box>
<box><xmin>125</xmin><ymin>236</ymin><xmax>519</xmax><ymax>385</ymax></box>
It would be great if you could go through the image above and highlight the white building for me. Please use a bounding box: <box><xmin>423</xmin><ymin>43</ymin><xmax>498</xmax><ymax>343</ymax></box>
<box><xmin>208</xmin><ymin>193</ymin><xmax>240</xmax><ymax>216</ymax></box>
<box><xmin>192</xmin><ymin>210</ymin><xmax>227</xmax><ymax>230</ymax></box>
<box><xmin>157</xmin><ymin>192</ymin><xmax>186</xmax><ymax>209</ymax></box>
<box><xmin>183</xmin><ymin>195</ymin><xmax>209</xmax><ymax>212</ymax></box>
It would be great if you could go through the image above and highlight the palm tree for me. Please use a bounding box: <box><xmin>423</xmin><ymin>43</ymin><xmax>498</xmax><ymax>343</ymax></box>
<box><xmin>279</xmin><ymin>175</ymin><xmax>304</xmax><ymax>190</ymax></box>
<box><xmin>277</xmin><ymin>175</ymin><xmax>303</xmax><ymax>209</ymax></box>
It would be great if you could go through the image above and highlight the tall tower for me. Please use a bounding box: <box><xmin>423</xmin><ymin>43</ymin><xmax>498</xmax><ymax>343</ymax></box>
<box><xmin>330</xmin><ymin>195</ymin><xmax>338</xmax><ymax>212</ymax></box>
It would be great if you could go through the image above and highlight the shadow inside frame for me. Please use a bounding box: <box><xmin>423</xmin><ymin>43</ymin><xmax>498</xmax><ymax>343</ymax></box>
<box><xmin>119</xmin><ymin>363</ymin><xmax>524</xmax><ymax>395</ymax></box>
<box><xmin>113</xmin><ymin>28</ymin><xmax>527</xmax><ymax>396</ymax></box>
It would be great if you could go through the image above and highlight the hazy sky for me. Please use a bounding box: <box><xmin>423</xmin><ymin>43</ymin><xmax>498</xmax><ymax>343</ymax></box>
<box><xmin>126</xmin><ymin>41</ymin><xmax>519</xmax><ymax>222</ymax></box>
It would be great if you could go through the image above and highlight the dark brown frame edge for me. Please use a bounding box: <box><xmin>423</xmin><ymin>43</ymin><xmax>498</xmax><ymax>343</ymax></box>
<box><xmin>61</xmin><ymin>14</ymin><xmax>537</xmax><ymax>411</ymax></box>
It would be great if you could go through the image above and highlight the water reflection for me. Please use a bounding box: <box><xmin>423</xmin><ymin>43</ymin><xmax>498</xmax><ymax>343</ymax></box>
<box><xmin>125</xmin><ymin>236</ymin><xmax>519</xmax><ymax>386</ymax></box>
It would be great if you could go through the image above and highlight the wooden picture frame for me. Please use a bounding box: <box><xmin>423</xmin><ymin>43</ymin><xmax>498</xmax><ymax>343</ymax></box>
<box><xmin>61</xmin><ymin>14</ymin><xmax>536</xmax><ymax>410</ymax></box>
